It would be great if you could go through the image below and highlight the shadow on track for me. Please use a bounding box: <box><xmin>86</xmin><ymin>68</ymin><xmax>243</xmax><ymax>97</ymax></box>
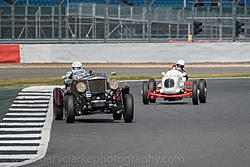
<box><xmin>157</xmin><ymin>102</ymin><xmax>189</xmax><ymax>105</ymax></box>
<box><xmin>75</xmin><ymin>118</ymin><xmax>117</xmax><ymax>123</ymax></box>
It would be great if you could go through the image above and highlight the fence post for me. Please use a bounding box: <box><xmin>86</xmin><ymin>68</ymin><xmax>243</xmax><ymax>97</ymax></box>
<box><xmin>79</xmin><ymin>3</ymin><xmax>82</xmax><ymax>39</ymax></box>
<box><xmin>25</xmin><ymin>6</ymin><xmax>28</xmax><ymax>39</ymax></box>
<box><xmin>142</xmin><ymin>7</ymin><xmax>146</xmax><ymax>39</ymax></box>
<box><xmin>118</xmin><ymin>5</ymin><xmax>122</xmax><ymax>39</ymax></box>
<box><xmin>219</xmin><ymin>5</ymin><xmax>222</xmax><ymax>40</ymax></box>
<box><xmin>74</xmin><ymin>10</ymin><xmax>77</xmax><ymax>38</ymax></box>
<box><xmin>130</xmin><ymin>6</ymin><xmax>133</xmax><ymax>19</ymax></box>
<box><xmin>184</xmin><ymin>0</ymin><xmax>186</xmax><ymax>8</ymax></box>
<box><xmin>188</xmin><ymin>23</ymin><xmax>191</xmax><ymax>39</ymax></box>
<box><xmin>11</xmin><ymin>5</ymin><xmax>15</xmax><ymax>44</ymax></box>
<box><xmin>52</xmin><ymin>7</ymin><xmax>54</xmax><ymax>38</ymax></box>
<box><xmin>104</xmin><ymin>0</ymin><xmax>110</xmax><ymax>42</ymax></box>
<box><xmin>147</xmin><ymin>5</ymin><xmax>151</xmax><ymax>42</ymax></box>
<box><xmin>191</xmin><ymin>3</ymin><xmax>194</xmax><ymax>42</ymax></box>
<box><xmin>244</xmin><ymin>0</ymin><xmax>247</xmax><ymax>37</ymax></box>
<box><xmin>92</xmin><ymin>3</ymin><xmax>96</xmax><ymax>39</ymax></box>
<box><xmin>65</xmin><ymin>3</ymin><xmax>69</xmax><ymax>39</ymax></box>
<box><xmin>168</xmin><ymin>24</ymin><xmax>171</xmax><ymax>38</ymax></box>
<box><xmin>58</xmin><ymin>3</ymin><xmax>62</xmax><ymax>43</ymax></box>
<box><xmin>177</xmin><ymin>23</ymin><xmax>179</xmax><ymax>39</ymax></box>
<box><xmin>38</xmin><ymin>6</ymin><xmax>41</xmax><ymax>39</ymax></box>
<box><xmin>232</xmin><ymin>0</ymin><xmax>236</xmax><ymax>42</ymax></box>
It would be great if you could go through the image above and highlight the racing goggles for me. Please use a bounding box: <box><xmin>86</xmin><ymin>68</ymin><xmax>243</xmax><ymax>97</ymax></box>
<box><xmin>72</xmin><ymin>67</ymin><xmax>81</xmax><ymax>70</ymax></box>
<box><xmin>176</xmin><ymin>64</ymin><xmax>184</xmax><ymax>69</ymax></box>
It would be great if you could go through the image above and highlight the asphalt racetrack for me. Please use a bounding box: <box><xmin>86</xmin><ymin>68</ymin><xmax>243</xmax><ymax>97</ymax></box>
<box><xmin>25</xmin><ymin>78</ymin><xmax>250</xmax><ymax>167</ymax></box>
<box><xmin>1</xmin><ymin>67</ymin><xmax>250</xmax><ymax>79</ymax></box>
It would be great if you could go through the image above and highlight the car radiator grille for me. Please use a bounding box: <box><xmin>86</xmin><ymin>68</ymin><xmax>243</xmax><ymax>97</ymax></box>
<box><xmin>88</xmin><ymin>79</ymin><xmax>106</xmax><ymax>92</ymax></box>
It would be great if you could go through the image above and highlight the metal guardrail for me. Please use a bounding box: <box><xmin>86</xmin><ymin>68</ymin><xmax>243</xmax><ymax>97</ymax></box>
<box><xmin>0</xmin><ymin>3</ymin><xmax>249</xmax><ymax>43</ymax></box>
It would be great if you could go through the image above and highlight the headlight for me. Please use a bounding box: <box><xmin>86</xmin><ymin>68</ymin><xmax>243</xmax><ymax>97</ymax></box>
<box><xmin>110</xmin><ymin>80</ymin><xmax>119</xmax><ymax>90</ymax></box>
<box><xmin>76</xmin><ymin>82</ymin><xmax>86</xmax><ymax>92</ymax></box>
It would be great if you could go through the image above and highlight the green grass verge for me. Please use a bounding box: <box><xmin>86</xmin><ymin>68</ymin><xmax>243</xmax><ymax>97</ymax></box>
<box><xmin>1</xmin><ymin>73</ymin><xmax>250</xmax><ymax>88</ymax></box>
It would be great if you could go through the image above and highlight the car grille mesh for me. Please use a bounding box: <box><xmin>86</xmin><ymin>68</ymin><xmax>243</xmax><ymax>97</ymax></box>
<box><xmin>88</xmin><ymin>79</ymin><xmax>106</xmax><ymax>92</ymax></box>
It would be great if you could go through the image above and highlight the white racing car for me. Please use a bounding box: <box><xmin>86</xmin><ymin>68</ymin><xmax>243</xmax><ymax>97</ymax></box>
<box><xmin>141</xmin><ymin>69</ymin><xmax>207</xmax><ymax>105</ymax></box>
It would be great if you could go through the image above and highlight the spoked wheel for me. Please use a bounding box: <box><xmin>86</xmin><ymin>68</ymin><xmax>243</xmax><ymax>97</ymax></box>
<box><xmin>123</xmin><ymin>93</ymin><xmax>134</xmax><ymax>123</ymax></box>
<box><xmin>148</xmin><ymin>78</ymin><xmax>156</xmax><ymax>103</ymax></box>
<box><xmin>198</xmin><ymin>79</ymin><xmax>207</xmax><ymax>103</ymax></box>
<box><xmin>142</xmin><ymin>81</ymin><xmax>149</xmax><ymax>105</ymax></box>
<box><xmin>53</xmin><ymin>97</ymin><xmax>63</xmax><ymax>120</ymax></box>
<box><xmin>65</xmin><ymin>95</ymin><xmax>75</xmax><ymax>123</ymax></box>
<box><xmin>192</xmin><ymin>81</ymin><xmax>199</xmax><ymax>105</ymax></box>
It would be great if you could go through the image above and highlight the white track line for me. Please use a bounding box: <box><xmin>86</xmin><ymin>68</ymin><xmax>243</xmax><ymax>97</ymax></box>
<box><xmin>6</xmin><ymin>113</ymin><xmax>47</xmax><ymax>116</ymax></box>
<box><xmin>0</xmin><ymin>128</ymin><xmax>42</xmax><ymax>131</ymax></box>
<box><xmin>9</xmin><ymin>108</ymin><xmax>47</xmax><ymax>112</ymax></box>
<box><xmin>21</xmin><ymin>86</ymin><xmax>57</xmax><ymax>91</ymax></box>
<box><xmin>0</xmin><ymin>140</ymin><xmax>40</xmax><ymax>144</ymax></box>
<box><xmin>0</xmin><ymin>86</ymin><xmax>55</xmax><ymax>167</ymax></box>
<box><xmin>21</xmin><ymin>90</ymin><xmax>52</xmax><ymax>93</ymax></box>
<box><xmin>0</xmin><ymin>123</ymin><xmax>44</xmax><ymax>126</ymax></box>
<box><xmin>20</xmin><ymin>87</ymin><xmax>54</xmax><ymax>167</ymax></box>
<box><xmin>18</xmin><ymin>93</ymin><xmax>51</xmax><ymax>96</ymax></box>
<box><xmin>16</xmin><ymin>96</ymin><xmax>50</xmax><ymax>100</ymax></box>
<box><xmin>11</xmin><ymin>104</ymin><xmax>48</xmax><ymax>107</ymax></box>
<box><xmin>0</xmin><ymin>147</ymin><xmax>39</xmax><ymax>151</ymax></box>
<box><xmin>0</xmin><ymin>134</ymin><xmax>41</xmax><ymax>138</ymax></box>
<box><xmin>3</xmin><ymin>118</ymin><xmax>46</xmax><ymax>121</ymax></box>
<box><xmin>0</xmin><ymin>155</ymin><xmax>38</xmax><ymax>159</ymax></box>
<box><xmin>13</xmin><ymin>100</ymin><xmax>50</xmax><ymax>104</ymax></box>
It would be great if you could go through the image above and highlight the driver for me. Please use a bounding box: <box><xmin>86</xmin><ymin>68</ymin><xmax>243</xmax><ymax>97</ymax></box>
<box><xmin>63</xmin><ymin>62</ymin><xmax>87</xmax><ymax>88</ymax></box>
<box><xmin>173</xmin><ymin>60</ymin><xmax>188</xmax><ymax>81</ymax></box>
<box><xmin>158</xmin><ymin>60</ymin><xmax>189</xmax><ymax>89</ymax></box>
<box><xmin>66</xmin><ymin>62</ymin><xmax>87</xmax><ymax>79</ymax></box>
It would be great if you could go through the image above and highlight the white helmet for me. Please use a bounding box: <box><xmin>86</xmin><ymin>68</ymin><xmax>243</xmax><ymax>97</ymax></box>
<box><xmin>176</xmin><ymin>60</ymin><xmax>185</xmax><ymax>68</ymax></box>
<box><xmin>72</xmin><ymin>62</ymin><xmax>83</xmax><ymax>73</ymax></box>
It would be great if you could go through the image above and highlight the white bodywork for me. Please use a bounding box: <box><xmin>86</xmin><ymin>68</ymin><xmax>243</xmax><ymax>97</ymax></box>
<box><xmin>160</xmin><ymin>69</ymin><xmax>187</xmax><ymax>94</ymax></box>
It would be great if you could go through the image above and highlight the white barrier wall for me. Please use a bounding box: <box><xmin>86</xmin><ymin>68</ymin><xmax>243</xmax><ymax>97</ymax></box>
<box><xmin>20</xmin><ymin>43</ymin><xmax>250</xmax><ymax>63</ymax></box>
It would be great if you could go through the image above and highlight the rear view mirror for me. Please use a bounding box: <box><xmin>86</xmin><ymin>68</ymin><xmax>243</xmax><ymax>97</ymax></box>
<box><xmin>161</xmin><ymin>72</ymin><xmax>166</xmax><ymax>76</ymax></box>
<box><xmin>110</xmin><ymin>72</ymin><xmax>117</xmax><ymax>76</ymax></box>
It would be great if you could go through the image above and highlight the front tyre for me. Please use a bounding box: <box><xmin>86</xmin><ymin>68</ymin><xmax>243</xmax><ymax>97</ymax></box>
<box><xmin>65</xmin><ymin>95</ymin><xmax>75</xmax><ymax>123</ymax></box>
<box><xmin>198</xmin><ymin>79</ymin><xmax>207</xmax><ymax>103</ymax></box>
<box><xmin>192</xmin><ymin>81</ymin><xmax>199</xmax><ymax>105</ymax></box>
<box><xmin>148</xmin><ymin>78</ymin><xmax>156</xmax><ymax>103</ymax></box>
<box><xmin>142</xmin><ymin>81</ymin><xmax>149</xmax><ymax>105</ymax></box>
<box><xmin>123</xmin><ymin>93</ymin><xmax>134</xmax><ymax>123</ymax></box>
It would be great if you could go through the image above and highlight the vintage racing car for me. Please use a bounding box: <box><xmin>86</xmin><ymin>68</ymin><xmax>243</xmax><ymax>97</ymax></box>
<box><xmin>53</xmin><ymin>71</ymin><xmax>134</xmax><ymax>123</ymax></box>
<box><xmin>141</xmin><ymin>69</ymin><xmax>207</xmax><ymax>105</ymax></box>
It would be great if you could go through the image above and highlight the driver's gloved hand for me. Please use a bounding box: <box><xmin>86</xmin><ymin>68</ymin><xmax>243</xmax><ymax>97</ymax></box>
<box><xmin>65</xmin><ymin>79</ymin><xmax>70</xmax><ymax>88</ymax></box>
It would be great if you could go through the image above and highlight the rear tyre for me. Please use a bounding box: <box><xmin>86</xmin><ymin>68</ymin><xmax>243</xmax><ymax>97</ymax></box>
<box><xmin>53</xmin><ymin>97</ymin><xmax>63</xmax><ymax>120</ymax></box>
<box><xmin>123</xmin><ymin>93</ymin><xmax>134</xmax><ymax>123</ymax></box>
<box><xmin>148</xmin><ymin>78</ymin><xmax>156</xmax><ymax>103</ymax></box>
<box><xmin>65</xmin><ymin>95</ymin><xmax>75</xmax><ymax>123</ymax></box>
<box><xmin>198</xmin><ymin>79</ymin><xmax>207</xmax><ymax>103</ymax></box>
<box><xmin>192</xmin><ymin>81</ymin><xmax>199</xmax><ymax>105</ymax></box>
<box><xmin>142</xmin><ymin>81</ymin><xmax>149</xmax><ymax>105</ymax></box>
